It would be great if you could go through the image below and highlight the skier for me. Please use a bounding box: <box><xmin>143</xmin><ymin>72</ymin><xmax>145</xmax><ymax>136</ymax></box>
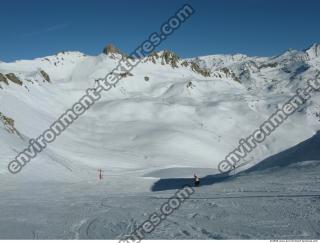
<box><xmin>194</xmin><ymin>173</ymin><xmax>200</xmax><ymax>187</ymax></box>
<box><xmin>98</xmin><ymin>169</ymin><xmax>103</xmax><ymax>180</ymax></box>
<box><xmin>233</xmin><ymin>164</ymin><xmax>236</xmax><ymax>176</ymax></box>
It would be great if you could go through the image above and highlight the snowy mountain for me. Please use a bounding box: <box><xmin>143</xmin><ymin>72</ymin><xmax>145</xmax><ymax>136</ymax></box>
<box><xmin>1</xmin><ymin>43</ymin><xmax>320</xmax><ymax>239</ymax></box>
<box><xmin>0</xmin><ymin>43</ymin><xmax>320</xmax><ymax>183</ymax></box>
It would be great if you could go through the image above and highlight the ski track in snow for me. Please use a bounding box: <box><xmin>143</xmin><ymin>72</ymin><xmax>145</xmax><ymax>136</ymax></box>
<box><xmin>0</xmin><ymin>160</ymin><xmax>319</xmax><ymax>239</ymax></box>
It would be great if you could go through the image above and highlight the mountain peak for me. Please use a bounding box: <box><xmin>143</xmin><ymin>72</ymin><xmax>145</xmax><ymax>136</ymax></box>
<box><xmin>103</xmin><ymin>43</ymin><xmax>122</xmax><ymax>55</ymax></box>
<box><xmin>305</xmin><ymin>42</ymin><xmax>320</xmax><ymax>59</ymax></box>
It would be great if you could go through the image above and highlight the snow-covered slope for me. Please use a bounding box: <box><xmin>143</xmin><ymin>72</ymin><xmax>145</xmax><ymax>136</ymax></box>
<box><xmin>1</xmin><ymin>43</ymin><xmax>320</xmax><ymax>240</ymax></box>
<box><xmin>0</xmin><ymin>44</ymin><xmax>320</xmax><ymax>183</ymax></box>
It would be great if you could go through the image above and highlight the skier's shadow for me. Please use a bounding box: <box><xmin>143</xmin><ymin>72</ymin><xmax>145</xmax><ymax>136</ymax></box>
<box><xmin>151</xmin><ymin>131</ymin><xmax>320</xmax><ymax>192</ymax></box>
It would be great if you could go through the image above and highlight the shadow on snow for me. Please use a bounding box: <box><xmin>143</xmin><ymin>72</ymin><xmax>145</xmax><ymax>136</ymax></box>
<box><xmin>151</xmin><ymin>131</ymin><xmax>320</xmax><ymax>192</ymax></box>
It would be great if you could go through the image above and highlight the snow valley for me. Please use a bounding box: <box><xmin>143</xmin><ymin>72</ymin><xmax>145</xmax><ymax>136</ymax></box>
<box><xmin>1</xmin><ymin>43</ymin><xmax>320</xmax><ymax>180</ymax></box>
<box><xmin>0</xmin><ymin>43</ymin><xmax>320</xmax><ymax>239</ymax></box>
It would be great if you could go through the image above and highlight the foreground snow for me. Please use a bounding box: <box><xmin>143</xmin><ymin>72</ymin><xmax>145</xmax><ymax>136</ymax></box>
<box><xmin>0</xmin><ymin>159</ymin><xmax>319</xmax><ymax>239</ymax></box>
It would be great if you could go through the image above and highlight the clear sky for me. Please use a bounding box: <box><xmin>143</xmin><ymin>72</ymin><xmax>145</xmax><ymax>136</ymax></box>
<box><xmin>1</xmin><ymin>0</ymin><xmax>320</xmax><ymax>61</ymax></box>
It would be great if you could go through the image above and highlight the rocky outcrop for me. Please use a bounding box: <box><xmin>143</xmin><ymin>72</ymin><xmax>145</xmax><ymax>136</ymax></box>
<box><xmin>0</xmin><ymin>73</ymin><xmax>9</xmax><ymax>87</ymax></box>
<box><xmin>103</xmin><ymin>44</ymin><xmax>121</xmax><ymax>55</ymax></box>
<box><xmin>147</xmin><ymin>52</ymin><xmax>159</xmax><ymax>64</ymax></box>
<box><xmin>0</xmin><ymin>112</ymin><xmax>20</xmax><ymax>135</ymax></box>
<box><xmin>259</xmin><ymin>62</ymin><xmax>279</xmax><ymax>69</ymax></box>
<box><xmin>40</xmin><ymin>70</ymin><xmax>51</xmax><ymax>82</ymax></box>
<box><xmin>181</xmin><ymin>60</ymin><xmax>211</xmax><ymax>77</ymax></box>
<box><xmin>220</xmin><ymin>67</ymin><xmax>241</xmax><ymax>82</ymax></box>
<box><xmin>145</xmin><ymin>51</ymin><xmax>180</xmax><ymax>68</ymax></box>
<box><xmin>190</xmin><ymin>62</ymin><xmax>211</xmax><ymax>77</ymax></box>
<box><xmin>160</xmin><ymin>50</ymin><xmax>180</xmax><ymax>68</ymax></box>
<box><xmin>1</xmin><ymin>70</ymin><xmax>52</xmax><ymax>89</ymax></box>
<box><xmin>181</xmin><ymin>60</ymin><xmax>189</xmax><ymax>67</ymax></box>
<box><xmin>103</xmin><ymin>43</ymin><xmax>131</xmax><ymax>60</ymax></box>
<box><xmin>5</xmin><ymin>73</ymin><xmax>23</xmax><ymax>86</ymax></box>
<box><xmin>119</xmin><ymin>72</ymin><xmax>133</xmax><ymax>78</ymax></box>
<box><xmin>104</xmin><ymin>43</ymin><xmax>129</xmax><ymax>56</ymax></box>
<box><xmin>146</xmin><ymin>51</ymin><xmax>211</xmax><ymax>77</ymax></box>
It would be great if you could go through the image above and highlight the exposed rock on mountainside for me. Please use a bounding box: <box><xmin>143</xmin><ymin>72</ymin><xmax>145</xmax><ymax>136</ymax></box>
<box><xmin>103</xmin><ymin>43</ymin><xmax>130</xmax><ymax>57</ymax></box>
<box><xmin>259</xmin><ymin>62</ymin><xmax>279</xmax><ymax>69</ymax></box>
<box><xmin>5</xmin><ymin>73</ymin><xmax>23</xmax><ymax>86</ymax></box>
<box><xmin>147</xmin><ymin>52</ymin><xmax>159</xmax><ymax>64</ymax></box>
<box><xmin>0</xmin><ymin>112</ymin><xmax>20</xmax><ymax>135</ymax></box>
<box><xmin>160</xmin><ymin>50</ymin><xmax>180</xmax><ymax>68</ymax></box>
<box><xmin>145</xmin><ymin>51</ymin><xmax>211</xmax><ymax>77</ymax></box>
<box><xmin>145</xmin><ymin>50</ymin><xmax>180</xmax><ymax>68</ymax></box>
<box><xmin>186</xmin><ymin>42</ymin><xmax>320</xmax><ymax>85</ymax></box>
<box><xmin>0</xmin><ymin>70</ymin><xmax>51</xmax><ymax>89</ymax></box>
<box><xmin>119</xmin><ymin>71</ymin><xmax>133</xmax><ymax>78</ymax></box>
<box><xmin>219</xmin><ymin>67</ymin><xmax>240</xmax><ymax>82</ymax></box>
<box><xmin>103</xmin><ymin>43</ymin><xmax>132</xmax><ymax>60</ymax></box>
<box><xmin>0</xmin><ymin>73</ymin><xmax>8</xmax><ymax>87</ymax></box>
<box><xmin>190</xmin><ymin>62</ymin><xmax>211</xmax><ymax>77</ymax></box>
<box><xmin>40</xmin><ymin>70</ymin><xmax>51</xmax><ymax>82</ymax></box>
<box><xmin>103</xmin><ymin>44</ymin><xmax>121</xmax><ymax>55</ymax></box>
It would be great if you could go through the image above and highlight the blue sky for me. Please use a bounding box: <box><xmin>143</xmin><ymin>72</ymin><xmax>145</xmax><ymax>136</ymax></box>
<box><xmin>1</xmin><ymin>0</ymin><xmax>320</xmax><ymax>61</ymax></box>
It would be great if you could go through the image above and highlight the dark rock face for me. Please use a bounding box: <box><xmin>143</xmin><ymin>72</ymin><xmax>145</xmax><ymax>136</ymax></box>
<box><xmin>259</xmin><ymin>62</ymin><xmax>279</xmax><ymax>69</ymax></box>
<box><xmin>160</xmin><ymin>50</ymin><xmax>180</xmax><ymax>68</ymax></box>
<box><xmin>190</xmin><ymin>62</ymin><xmax>211</xmax><ymax>77</ymax></box>
<box><xmin>146</xmin><ymin>51</ymin><xmax>180</xmax><ymax>67</ymax></box>
<box><xmin>220</xmin><ymin>67</ymin><xmax>240</xmax><ymax>82</ymax></box>
<box><xmin>103</xmin><ymin>44</ymin><xmax>121</xmax><ymax>55</ymax></box>
<box><xmin>181</xmin><ymin>60</ymin><xmax>189</xmax><ymax>67</ymax></box>
<box><xmin>103</xmin><ymin>43</ymin><xmax>130</xmax><ymax>59</ymax></box>
<box><xmin>146</xmin><ymin>51</ymin><xmax>211</xmax><ymax>77</ymax></box>
<box><xmin>0</xmin><ymin>112</ymin><xmax>19</xmax><ymax>135</ymax></box>
<box><xmin>40</xmin><ymin>70</ymin><xmax>51</xmax><ymax>82</ymax></box>
<box><xmin>0</xmin><ymin>73</ymin><xmax>8</xmax><ymax>86</ymax></box>
<box><xmin>5</xmin><ymin>73</ymin><xmax>23</xmax><ymax>86</ymax></box>
<box><xmin>147</xmin><ymin>52</ymin><xmax>159</xmax><ymax>64</ymax></box>
<box><xmin>119</xmin><ymin>72</ymin><xmax>133</xmax><ymax>78</ymax></box>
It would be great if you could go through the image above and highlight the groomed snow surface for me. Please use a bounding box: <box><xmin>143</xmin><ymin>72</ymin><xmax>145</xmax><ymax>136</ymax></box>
<box><xmin>0</xmin><ymin>46</ymin><xmax>320</xmax><ymax>239</ymax></box>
